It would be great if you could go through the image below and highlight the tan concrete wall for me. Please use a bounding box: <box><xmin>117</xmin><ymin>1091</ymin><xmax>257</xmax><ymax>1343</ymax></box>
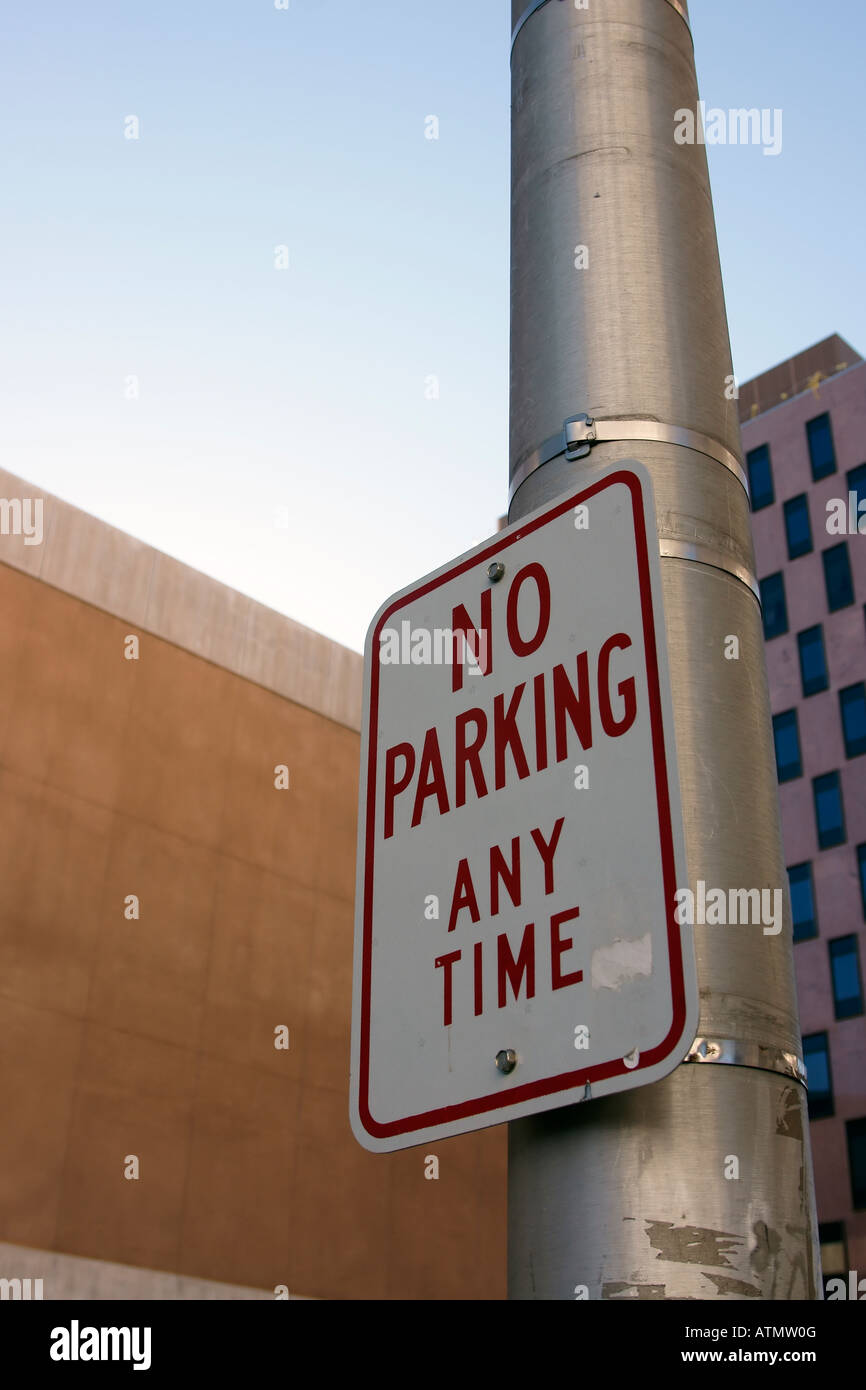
<box><xmin>0</xmin><ymin>467</ymin><xmax>363</xmax><ymax>731</ymax></box>
<box><xmin>0</xmin><ymin>481</ymin><xmax>507</xmax><ymax>1300</ymax></box>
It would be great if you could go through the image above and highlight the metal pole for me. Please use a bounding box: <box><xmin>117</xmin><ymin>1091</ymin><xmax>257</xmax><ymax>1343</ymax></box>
<box><xmin>507</xmin><ymin>0</ymin><xmax>821</xmax><ymax>1300</ymax></box>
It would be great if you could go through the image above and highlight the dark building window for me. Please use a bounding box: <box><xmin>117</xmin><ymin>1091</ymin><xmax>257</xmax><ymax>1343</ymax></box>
<box><xmin>822</xmin><ymin>542</ymin><xmax>854</xmax><ymax>611</ymax></box>
<box><xmin>848</xmin><ymin>462</ymin><xmax>866</xmax><ymax>516</ymax></box>
<box><xmin>847</xmin><ymin>1118</ymin><xmax>866</xmax><ymax>1209</ymax></box>
<box><xmin>747</xmin><ymin>444</ymin><xmax>774</xmax><ymax>510</ymax></box>
<box><xmin>798</xmin><ymin>625</ymin><xmax>829</xmax><ymax>697</ymax></box>
<box><xmin>773</xmin><ymin>710</ymin><xmax>802</xmax><ymax>782</ymax></box>
<box><xmin>760</xmin><ymin>572</ymin><xmax>788</xmax><ymax>640</ymax></box>
<box><xmin>804</xmin><ymin>1032</ymin><xmax>834</xmax><ymax>1119</ymax></box>
<box><xmin>813</xmin><ymin>772</ymin><xmax>846</xmax><ymax>849</ymax></box>
<box><xmin>783</xmin><ymin>494</ymin><xmax>813</xmax><ymax>559</ymax></box>
<box><xmin>829</xmin><ymin>936</ymin><xmax>864</xmax><ymax>1020</ymax></box>
<box><xmin>807</xmin><ymin>413</ymin><xmax>836</xmax><ymax>480</ymax></box>
<box><xmin>819</xmin><ymin>1221</ymin><xmax>848</xmax><ymax>1295</ymax></box>
<box><xmin>788</xmin><ymin>862</ymin><xmax>817</xmax><ymax>942</ymax></box>
<box><xmin>859</xmin><ymin>845</ymin><xmax>866</xmax><ymax>919</ymax></box>
<box><xmin>840</xmin><ymin>683</ymin><xmax>866</xmax><ymax>758</ymax></box>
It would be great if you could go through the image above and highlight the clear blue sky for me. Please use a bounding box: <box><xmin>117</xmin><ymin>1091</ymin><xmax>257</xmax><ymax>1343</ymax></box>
<box><xmin>1</xmin><ymin>0</ymin><xmax>863</xmax><ymax>652</ymax></box>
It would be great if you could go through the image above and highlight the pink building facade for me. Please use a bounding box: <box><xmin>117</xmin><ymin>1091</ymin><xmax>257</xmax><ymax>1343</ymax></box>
<box><xmin>742</xmin><ymin>336</ymin><xmax>866</xmax><ymax>1291</ymax></box>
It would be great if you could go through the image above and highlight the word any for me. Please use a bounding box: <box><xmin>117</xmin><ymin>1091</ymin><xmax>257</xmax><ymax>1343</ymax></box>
<box><xmin>435</xmin><ymin>817</ymin><xmax>583</xmax><ymax>1024</ymax></box>
<box><xmin>674</xmin><ymin>881</ymin><xmax>782</xmax><ymax>935</ymax></box>
<box><xmin>674</xmin><ymin>103</ymin><xmax>783</xmax><ymax>157</ymax></box>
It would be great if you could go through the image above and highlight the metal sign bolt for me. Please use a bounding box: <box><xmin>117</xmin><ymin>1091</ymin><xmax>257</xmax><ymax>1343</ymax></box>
<box><xmin>496</xmin><ymin>1048</ymin><xmax>518</xmax><ymax>1074</ymax></box>
<box><xmin>488</xmin><ymin>561</ymin><xmax>505</xmax><ymax>583</ymax></box>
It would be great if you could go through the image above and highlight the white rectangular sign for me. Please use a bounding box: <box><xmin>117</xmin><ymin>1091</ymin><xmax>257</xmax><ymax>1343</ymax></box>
<box><xmin>351</xmin><ymin>461</ymin><xmax>697</xmax><ymax>1152</ymax></box>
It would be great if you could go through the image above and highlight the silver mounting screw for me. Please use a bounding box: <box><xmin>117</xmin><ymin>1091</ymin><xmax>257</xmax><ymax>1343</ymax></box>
<box><xmin>488</xmin><ymin>561</ymin><xmax>505</xmax><ymax>583</ymax></box>
<box><xmin>495</xmin><ymin>1048</ymin><xmax>518</xmax><ymax>1074</ymax></box>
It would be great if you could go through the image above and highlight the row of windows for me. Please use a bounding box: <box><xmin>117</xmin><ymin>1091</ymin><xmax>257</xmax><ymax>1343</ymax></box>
<box><xmin>789</xmin><ymin>848</ymin><xmax>866</xmax><ymax>942</ymax></box>
<box><xmin>749</xmin><ymin>411</ymin><xmax>866</xmax><ymax>1241</ymax></box>
<box><xmin>747</xmin><ymin>411</ymin><xmax>865</xmax><ymax>508</ymax></box>
<box><xmin>773</xmin><ymin>683</ymin><xmax>866</xmax><ymax>779</ymax></box>
<box><xmin>760</xmin><ymin>543</ymin><xmax>856</xmax><ymax>640</ymax></box>
<box><xmin>778</xmin><ymin>464</ymin><xmax>866</xmax><ymax>557</ymax></box>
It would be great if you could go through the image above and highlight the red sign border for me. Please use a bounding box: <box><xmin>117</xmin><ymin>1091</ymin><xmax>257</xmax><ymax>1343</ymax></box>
<box><xmin>357</xmin><ymin>471</ymin><xmax>686</xmax><ymax>1139</ymax></box>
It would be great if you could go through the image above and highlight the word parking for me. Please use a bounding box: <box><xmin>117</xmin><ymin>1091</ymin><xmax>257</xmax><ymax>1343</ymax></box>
<box><xmin>382</xmin><ymin>562</ymin><xmax>638</xmax><ymax>840</ymax></box>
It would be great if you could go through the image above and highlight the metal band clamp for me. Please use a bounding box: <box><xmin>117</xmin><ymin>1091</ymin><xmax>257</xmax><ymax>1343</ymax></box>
<box><xmin>685</xmin><ymin>1037</ymin><xmax>807</xmax><ymax>1088</ymax></box>
<box><xmin>508</xmin><ymin>413</ymin><xmax>760</xmax><ymax>600</ymax></box>
<box><xmin>509</xmin><ymin>414</ymin><xmax>750</xmax><ymax>504</ymax></box>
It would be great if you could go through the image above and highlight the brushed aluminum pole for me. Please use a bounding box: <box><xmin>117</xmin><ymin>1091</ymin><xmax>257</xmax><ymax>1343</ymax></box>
<box><xmin>507</xmin><ymin>0</ymin><xmax>821</xmax><ymax>1300</ymax></box>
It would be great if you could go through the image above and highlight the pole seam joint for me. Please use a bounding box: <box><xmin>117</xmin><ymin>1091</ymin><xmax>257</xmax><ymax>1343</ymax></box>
<box><xmin>657</xmin><ymin>540</ymin><xmax>760</xmax><ymax>601</ymax></box>
<box><xmin>509</xmin><ymin>414</ymin><xmax>749</xmax><ymax>503</ymax></box>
